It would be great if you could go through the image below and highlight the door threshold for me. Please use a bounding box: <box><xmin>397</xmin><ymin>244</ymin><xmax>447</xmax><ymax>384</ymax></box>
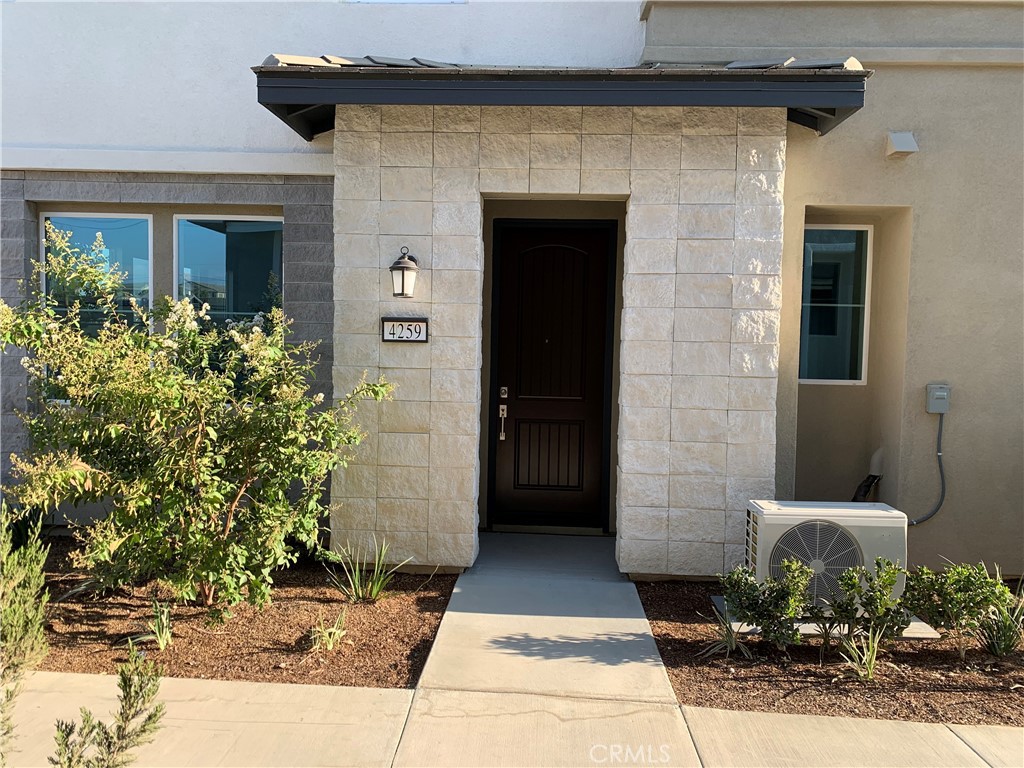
<box><xmin>489</xmin><ymin>524</ymin><xmax>610</xmax><ymax>536</ymax></box>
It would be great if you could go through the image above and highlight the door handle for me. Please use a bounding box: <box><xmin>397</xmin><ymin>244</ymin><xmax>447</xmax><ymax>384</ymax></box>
<box><xmin>498</xmin><ymin>405</ymin><xmax>507</xmax><ymax>441</ymax></box>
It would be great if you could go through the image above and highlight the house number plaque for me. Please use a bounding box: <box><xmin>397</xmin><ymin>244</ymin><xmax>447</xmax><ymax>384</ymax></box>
<box><xmin>381</xmin><ymin>317</ymin><xmax>428</xmax><ymax>343</ymax></box>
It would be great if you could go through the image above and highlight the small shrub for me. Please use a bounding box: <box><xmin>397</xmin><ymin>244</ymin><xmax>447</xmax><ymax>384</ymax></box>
<box><xmin>832</xmin><ymin>558</ymin><xmax>909</xmax><ymax>644</ymax></box>
<box><xmin>323</xmin><ymin>536</ymin><xmax>411</xmax><ymax>603</ymax></box>
<box><xmin>697</xmin><ymin>607</ymin><xmax>753</xmax><ymax>660</ymax></box>
<box><xmin>309</xmin><ymin>610</ymin><xmax>348</xmax><ymax>653</ymax></box>
<box><xmin>147</xmin><ymin>601</ymin><xmax>173</xmax><ymax>652</ymax></box>
<box><xmin>975</xmin><ymin>569</ymin><xmax>1023</xmax><ymax>658</ymax></box>
<box><xmin>839</xmin><ymin>624</ymin><xmax>885</xmax><ymax>682</ymax></box>
<box><xmin>1</xmin><ymin>503</ymin><xmax>49</xmax><ymax>767</ymax></box>
<box><xmin>807</xmin><ymin>604</ymin><xmax>843</xmax><ymax>663</ymax></box>
<box><xmin>904</xmin><ymin>562</ymin><xmax>1014</xmax><ymax>661</ymax></box>
<box><xmin>720</xmin><ymin>560</ymin><xmax>813</xmax><ymax>653</ymax></box>
<box><xmin>50</xmin><ymin>643</ymin><xmax>164</xmax><ymax>768</ymax></box>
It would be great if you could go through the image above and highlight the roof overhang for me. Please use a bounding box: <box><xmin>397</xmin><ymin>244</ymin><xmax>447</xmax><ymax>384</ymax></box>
<box><xmin>253</xmin><ymin>64</ymin><xmax>871</xmax><ymax>140</ymax></box>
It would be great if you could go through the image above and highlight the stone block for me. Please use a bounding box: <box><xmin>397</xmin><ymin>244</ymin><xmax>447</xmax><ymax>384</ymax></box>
<box><xmin>334</xmin><ymin>268</ymin><xmax>380</xmax><ymax>301</ymax></box>
<box><xmin>624</xmin><ymin>238</ymin><xmax>676</xmax><ymax>274</ymax></box>
<box><xmin>674</xmin><ymin>308</ymin><xmax>731</xmax><ymax>343</ymax></box>
<box><xmin>728</xmin><ymin>410</ymin><xmax>776</xmax><ymax>444</ymax></box>
<box><xmin>724</xmin><ymin>543</ymin><xmax>746</xmax><ymax>570</ymax></box>
<box><xmin>736</xmin><ymin>171</ymin><xmax>784</xmax><ymax>206</ymax></box>
<box><xmin>671</xmin><ymin>408</ymin><xmax>727</xmax><ymax>443</ymax></box>
<box><xmin>379</xmin><ymin>234</ymin><xmax>432</xmax><ymax>269</ymax></box>
<box><xmin>430</xmin><ymin>337</ymin><xmax>481</xmax><ymax>370</ymax></box>
<box><xmin>678</xmin><ymin>205</ymin><xmax>735</xmax><ymax>240</ymax></box>
<box><xmin>433</xmin><ymin>236</ymin><xmax>482</xmax><ymax>270</ymax></box>
<box><xmin>728</xmin><ymin>443</ymin><xmax>775</xmax><ymax>479</ymax></box>
<box><xmin>582</xmin><ymin>106</ymin><xmax>633</xmax><ymax>135</ymax></box>
<box><xmin>336</xmin><ymin>464</ymin><xmax>378</xmax><ymax>498</ymax></box>
<box><xmin>582</xmin><ymin>135</ymin><xmax>631</xmax><ymax>170</ymax></box>
<box><xmin>430</xmin><ymin>434</ymin><xmax>478</xmax><ymax>468</ymax></box>
<box><xmin>730</xmin><ymin>343</ymin><xmax>780</xmax><ymax>378</ymax></box>
<box><xmin>434</xmin><ymin>133</ymin><xmax>480</xmax><ymax>168</ymax></box>
<box><xmin>617</xmin><ymin>538</ymin><xmax>668</xmax><ymax>574</ymax></box>
<box><xmin>621</xmin><ymin>308</ymin><xmax>675</xmax><ymax>341</ymax></box>
<box><xmin>630</xmin><ymin>169</ymin><xmax>680</xmax><ymax>204</ymax></box>
<box><xmin>728</xmin><ymin>377</ymin><xmax>777</xmax><ymax>411</ymax></box>
<box><xmin>734</xmin><ymin>238</ymin><xmax>783</xmax><ymax>275</ymax></box>
<box><xmin>671</xmin><ymin>376</ymin><xmax>729</xmax><ymax>410</ymax></box>
<box><xmin>430</xmin><ymin>368</ymin><xmax>481</xmax><ymax>403</ymax></box>
<box><xmin>632</xmin><ymin>107</ymin><xmax>682</xmax><ymax>135</ymax></box>
<box><xmin>738</xmin><ymin>107</ymin><xmax>787</xmax><ymax>136</ymax></box>
<box><xmin>670</xmin><ymin>475</ymin><xmax>726</xmax><ymax>510</ymax></box>
<box><xmin>530</xmin><ymin>134</ymin><xmax>582</xmax><ymax>169</ymax></box>
<box><xmin>433</xmin><ymin>105</ymin><xmax>481</xmax><ymax>133</ymax></box>
<box><xmin>433</xmin><ymin>202</ymin><xmax>481</xmax><ymax>236</ymax></box>
<box><xmin>334</xmin><ymin>333</ymin><xmax>380</xmax><ymax>367</ymax></box>
<box><xmin>336</xmin><ymin>105</ymin><xmax>381</xmax><ymax>132</ymax></box>
<box><xmin>676</xmin><ymin>239</ymin><xmax>734</xmax><ymax>274</ymax></box>
<box><xmin>726</xmin><ymin>477</ymin><xmax>775</xmax><ymax>513</ymax></box>
<box><xmin>619</xmin><ymin>406</ymin><xmax>671</xmax><ymax>442</ymax></box>
<box><xmin>630</xmin><ymin>135</ymin><xmax>681</xmax><ymax>170</ymax></box>
<box><xmin>619</xmin><ymin>472</ymin><xmax>669</xmax><ymax>507</ymax></box>
<box><xmin>618</xmin><ymin>507</ymin><xmax>669</xmax><ymax>540</ymax></box>
<box><xmin>671</xmin><ymin>442</ymin><xmax>728</xmax><ymax>476</ymax></box>
<box><xmin>668</xmin><ymin>541</ymin><xmax>724</xmax><ymax>576</ymax></box>
<box><xmin>531</xmin><ymin>106</ymin><xmax>581</xmax><ymax>133</ymax></box>
<box><xmin>731</xmin><ymin>309</ymin><xmax>780</xmax><ymax>344</ymax></box>
<box><xmin>580</xmin><ymin>170</ymin><xmax>630</xmax><ymax>196</ymax></box>
<box><xmin>433</xmin><ymin>168</ymin><xmax>480</xmax><ymax>202</ymax></box>
<box><xmin>378</xmin><ymin>465</ymin><xmax>430</xmax><ymax>500</ymax></box>
<box><xmin>380</xmin><ymin>341</ymin><xmax>431</xmax><ymax>370</ymax></box>
<box><xmin>669</xmin><ymin>509</ymin><xmax>726</xmax><ymax>543</ymax></box>
<box><xmin>383</xmin><ymin>531</ymin><xmax>430</xmax><ymax>565</ymax></box>
<box><xmin>335</xmin><ymin>166</ymin><xmax>381</xmax><ymax>200</ymax></box>
<box><xmin>331</xmin><ymin>498</ymin><xmax>377</xmax><ymax>532</ymax></box>
<box><xmin>681</xmin><ymin>107</ymin><xmax>736</xmax><ymax>136</ymax></box>
<box><xmin>621</xmin><ymin>340</ymin><xmax>673</xmax><ymax>375</ymax></box>
<box><xmin>674</xmin><ymin>273</ymin><xmax>732</xmax><ymax>308</ymax></box>
<box><xmin>529</xmin><ymin>170</ymin><xmax>581</xmax><ymax>195</ymax></box>
<box><xmin>678</xmin><ymin>170</ymin><xmax>736</xmax><ymax>204</ymax></box>
<box><xmin>334</xmin><ymin>366</ymin><xmax>381</xmax><ymax>400</ymax></box>
<box><xmin>381</xmin><ymin>105</ymin><xmax>433</xmax><ymax>132</ymax></box>
<box><xmin>380</xmin><ymin>400</ymin><xmax>431</xmax><ymax>433</ymax></box>
<box><xmin>479</xmin><ymin>134</ymin><xmax>530</xmax><ymax>169</ymax></box>
<box><xmin>619</xmin><ymin>440</ymin><xmax>670</xmax><ymax>475</ymax></box>
<box><xmin>333</xmin><ymin>200</ymin><xmax>379</xmax><ymax>235</ymax></box>
<box><xmin>379</xmin><ymin>201</ymin><xmax>432</xmax><ymax>236</ymax></box>
<box><xmin>479</xmin><ymin>169</ymin><xmax>530</xmax><ymax>194</ymax></box>
<box><xmin>733</xmin><ymin>275</ymin><xmax>782</xmax><ymax>310</ymax></box>
<box><xmin>428</xmin><ymin>467</ymin><xmax>478</xmax><ymax>502</ymax></box>
<box><xmin>481</xmin><ymin>106</ymin><xmax>531</xmax><ymax>134</ymax></box>
<box><xmin>381</xmin><ymin>133</ymin><xmax>433</xmax><ymax>167</ymax></box>
<box><xmin>384</xmin><ymin>368</ymin><xmax>431</xmax><ymax>401</ymax></box>
<box><xmin>379</xmin><ymin>432</ymin><xmax>430</xmax><ymax>468</ymax></box>
<box><xmin>377</xmin><ymin>498</ymin><xmax>429</xmax><ymax>532</ymax></box>
<box><xmin>627</xmin><ymin>204</ymin><xmax>678</xmax><ymax>239</ymax></box>
<box><xmin>430</xmin><ymin>402</ymin><xmax>480</xmax><ymax>436</ymax></box>
<box><xmin>432</xmin><ymin>269</ymin><xmax>481</xmax><ymax>305</ymax></box>
<box><xmin>380</xmin><ymin>167</ymin><xmax>432</xmax><ymax>202</ymax></box>
<box><xmin>737</xmin><ymin>137</ymin><xmax>786</xmax><ymax>171</ymax></box>
<box><xmin>428</xmin><ymin>533</ymin><xmax>477</xmax><ymax>567</ymax></box>
<box><xmin>680</xmin><ymin>136</ymin><xmax>737</xmax><ymax>170</ymax></box>
<box><xmin>335</xmin><ymin>133</ymin><xmax>381</xmax><ymax>167</ymax></box>
<box><xmin>673</xmin><ymin>342</ymin><xmax>730</xmax><ymax>376</ymax></box>
<box><xmin>725</xmin><ymin>509</ymin><xmax>747</xmax><ymax>545</ymax></box>
<box><xmin>735</xmin><ymin>206</ymin><xmax>783</xmax><ymax>241</ymax></box>
<box><xmin>432</xmin><ymin>302</ymin><xmax>482</xmax><ymax>338</ymax></box>
<box><xmin>429</xmin><ymin>500</ymin><xmax>478</xmax><ymax>534</ymax></box>
<box><xmin>619</xmin><ymin>374</ymin><xmax>672</xmax><ymax>408</ymax></box>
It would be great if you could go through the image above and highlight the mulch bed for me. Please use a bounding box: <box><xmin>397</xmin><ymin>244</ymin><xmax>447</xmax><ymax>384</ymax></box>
<box><xmin>637</xmin><ymin>580</ymin><xmax>1024</xmax><ymax>726</ymax></box>
<box><xmin>40</xmin><ymin>536</ymin><xmax>457</xmax><ymax>689</ymax></box>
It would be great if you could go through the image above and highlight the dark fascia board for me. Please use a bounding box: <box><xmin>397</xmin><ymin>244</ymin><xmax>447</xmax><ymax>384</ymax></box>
<box><xmin>253</xmin><ymin>66</ymin><xmax>871</xmax><ymax>139</ymax></box>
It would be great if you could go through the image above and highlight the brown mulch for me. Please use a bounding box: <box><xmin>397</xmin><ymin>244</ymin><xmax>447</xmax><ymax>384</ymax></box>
<box><xmin>40</xmin><ymin>536</ymin><xmax>456</xmax><ymax>689</ymax></box>
<box><xmin>636</xmin><ymin>580</ymin><xmax>1024</xmax><ymax>726</ymax></box>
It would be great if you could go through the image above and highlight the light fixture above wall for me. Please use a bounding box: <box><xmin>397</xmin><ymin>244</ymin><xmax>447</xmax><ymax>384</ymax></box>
<box><xmin>389</xmin><ymin>246</ymin><xmax>420</xmax><ymax>298</ymax></box>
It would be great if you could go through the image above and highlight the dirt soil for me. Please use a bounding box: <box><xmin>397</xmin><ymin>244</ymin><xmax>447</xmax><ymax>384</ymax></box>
<box><xmin>40</xmin><ymin>537</ymin><xmax>457</xmax><ymax>689</ymax></box>
<box><xmin>637</xmin><ymin>580</ymin><xmax>1024</xmax><ymax>726</ymax></box>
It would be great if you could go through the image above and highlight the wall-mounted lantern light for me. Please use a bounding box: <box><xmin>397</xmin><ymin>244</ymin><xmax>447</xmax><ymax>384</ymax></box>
<box><xmin>389</xmin><ymin>246</ymin><xmax>419</xmax><ymax>298</ymax></box>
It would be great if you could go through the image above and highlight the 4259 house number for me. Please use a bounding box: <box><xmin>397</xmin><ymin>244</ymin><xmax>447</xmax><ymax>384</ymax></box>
<box><xmin>381</xmin><ymin>317</ymin><xmax>429</xmax><ymax>343</ymax></box>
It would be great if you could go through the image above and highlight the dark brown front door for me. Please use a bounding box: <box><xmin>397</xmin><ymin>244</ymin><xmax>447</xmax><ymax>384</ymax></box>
<box><xmin>488</xmin><ymin>219</ymin><xmax>615</xmax><ymax>529</ymax></box>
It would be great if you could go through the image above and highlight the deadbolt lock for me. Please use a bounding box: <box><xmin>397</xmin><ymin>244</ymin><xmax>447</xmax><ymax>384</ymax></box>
<box><xmin>499</xmin><ymin>386</ymin><xmax>508</xmax><ymax>399</ymax></box>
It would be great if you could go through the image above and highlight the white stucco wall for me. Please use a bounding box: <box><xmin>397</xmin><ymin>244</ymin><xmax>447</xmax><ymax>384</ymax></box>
<box><xmin>0</xmin><ymin>1</ymin><xmax>645</xmax><ymax>175</ymax></box>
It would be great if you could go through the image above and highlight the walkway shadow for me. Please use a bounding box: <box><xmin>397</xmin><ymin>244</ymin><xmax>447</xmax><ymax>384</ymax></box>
<box><xmin>488</xmin><ymin>631</ymin><xmax>663</xmax><ymax>666</ymax></box>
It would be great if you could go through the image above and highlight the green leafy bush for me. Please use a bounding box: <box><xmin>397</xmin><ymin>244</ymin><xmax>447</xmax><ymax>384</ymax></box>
<box><xmin>720</xmin><ymin>560</ymin><xmax>813</xmax><ymax>652</ymax></box>
<box><xmin>0</xmin><ymin>223</ymin><xmax>390</xmax><ymax>608</ymax></box>
<box><xmin>832</xmin><ymin>558</ymin><xmax>909</xmax><ymax>644</ymax></box>
<box><xmin>904</xmin><ymin>562</ymin><xmax>1014</xmax><ymax>661</ymax></box>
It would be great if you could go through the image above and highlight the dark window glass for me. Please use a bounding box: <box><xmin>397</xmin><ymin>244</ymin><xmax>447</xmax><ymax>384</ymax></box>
<box><xmin>177</xmin><ymin>218</ymin><xmax>283</xmax><ymax>324</ymax></box>
<box><xmin>799</xmin><ymin>228</ymin><xmax>869</xmax><ymax>381</ymax></box>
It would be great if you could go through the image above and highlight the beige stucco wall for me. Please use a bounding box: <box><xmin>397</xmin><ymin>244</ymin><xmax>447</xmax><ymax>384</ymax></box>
<box><xmin>645</xmin><ymin>0</ymin><xmax>1024</xmax><ymax>574</ymax></box>
<box><xmin>330</xmin><ymin>104</ymin><xmax>789</xmax><ymax>575</ymax></box>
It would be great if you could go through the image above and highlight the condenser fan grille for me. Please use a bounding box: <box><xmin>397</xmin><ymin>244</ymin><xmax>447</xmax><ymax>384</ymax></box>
<box><xmin>769</xmin><ymin>520</ymin><xmax>863</xmax><ymax>605</ymax></box>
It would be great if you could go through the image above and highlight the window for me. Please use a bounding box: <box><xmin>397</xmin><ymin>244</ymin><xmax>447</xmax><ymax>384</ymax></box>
<box><xmin>42</xmin><ymin>214</ymin><xmax>152</xmax><ymax>334</ymax></box>
<box><xmin>799</xmin><ymin>225</ymin><xmax>872</xmax><ymax>384</ymax></box>
<box><xmin>174</xmin><ymin>216</ymin><xmax>283</xmax><ymax>324</ymax></box>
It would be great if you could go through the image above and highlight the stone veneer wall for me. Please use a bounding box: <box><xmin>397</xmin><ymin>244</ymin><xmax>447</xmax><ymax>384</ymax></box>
<box><xmin>331</xmin><ymin>104</ymin><xmax>786</xmax><ymax>575</ymax></box>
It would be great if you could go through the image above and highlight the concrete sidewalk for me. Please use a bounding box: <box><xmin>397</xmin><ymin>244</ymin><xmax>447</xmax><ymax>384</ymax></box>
<box><xmin>10</xmin><ymin>533</ymin><xmax>1023</xmax><ymax>767</ymax></box>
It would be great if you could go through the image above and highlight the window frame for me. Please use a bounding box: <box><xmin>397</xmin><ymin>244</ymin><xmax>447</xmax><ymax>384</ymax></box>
<box><xmin>798</xmin><ymin>223</ymin><xmax>874</xmax><ymax>386</ymax></box>
<box><xmin>171</xmin><ymin>213</ymin><xmax>285</xmax><ymax>321</ymax></box>
<box><xmin>38</xmin><ymin>211</ymin><xmax>155</xmax><ymax>311</ymax></box>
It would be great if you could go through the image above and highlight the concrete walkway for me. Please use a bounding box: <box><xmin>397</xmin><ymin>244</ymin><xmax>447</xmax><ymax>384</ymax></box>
<box><xmin>10</xmin><ymin>533</ymin><xmax>1024</xmax><ymax>767</ymax></box>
